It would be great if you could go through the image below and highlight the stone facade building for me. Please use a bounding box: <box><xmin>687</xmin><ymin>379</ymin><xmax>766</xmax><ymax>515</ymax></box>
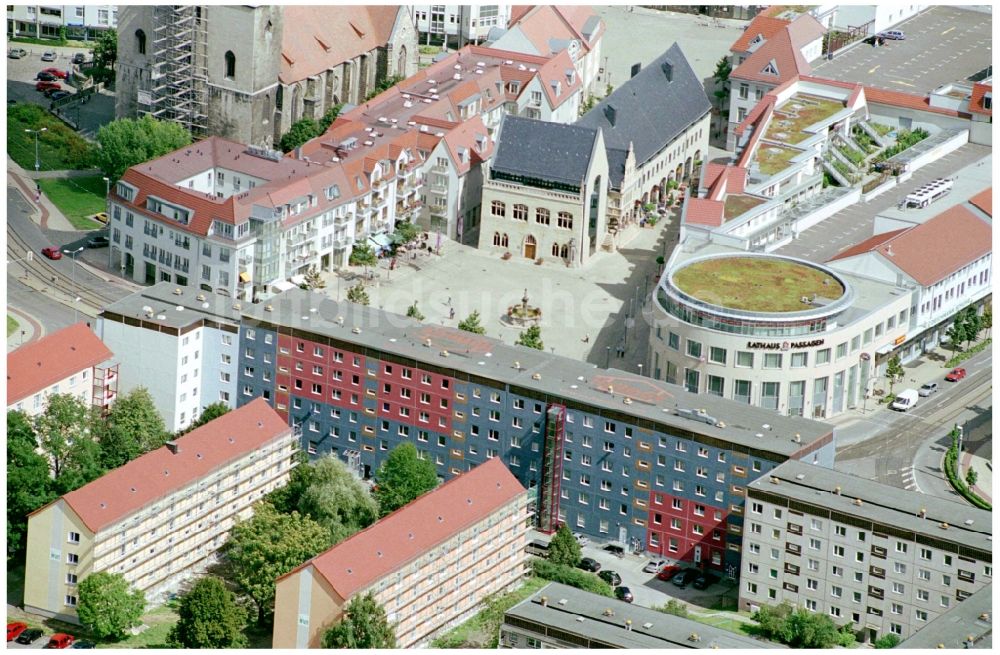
<box><xmin>116</xmin><ymin>5</ymin><xmax>418</xmax><ymax>146</ymax></box>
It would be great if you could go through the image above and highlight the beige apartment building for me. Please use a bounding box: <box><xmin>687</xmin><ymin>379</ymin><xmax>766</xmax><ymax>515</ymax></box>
<box><xmin>273</xmin><ymin>458</ymin><xmax>530</xmax><ymax>648</ymax></box>
<box><xmin>739</xmin><ymin>460</ymin><xmax>992</xmax><ymax>643</ymax></box>
<box><xmin>24</xmin><ymin>399</ymin><xmax>295</xmax><ymax>622</ymax></box>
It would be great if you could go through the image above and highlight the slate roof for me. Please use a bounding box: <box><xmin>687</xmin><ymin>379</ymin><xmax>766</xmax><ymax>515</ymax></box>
<box><xmin>576</xmin><ymin>43</ymin><xmax>710</xmax><ymax>189</ymax></box>
<box><xmin>7</xmin><ymin>323</ymin><xmax>113</xmax><ymax>405</ymax></box>
<box><xmin>490</xmin><ymin>115</ymin><xmax>599</xmax><ymax>187</ymax></box>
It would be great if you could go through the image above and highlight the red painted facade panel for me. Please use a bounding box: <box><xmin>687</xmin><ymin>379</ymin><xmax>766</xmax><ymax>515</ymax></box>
<box><xmin>647</xmin><ymin>491</ymin><xmax>728</xmax><ymax>569</ymax></box>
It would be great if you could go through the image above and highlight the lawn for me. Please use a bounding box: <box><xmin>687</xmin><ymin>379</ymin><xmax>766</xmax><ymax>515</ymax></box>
<box><xmin>766</xmin><ymin>94</ymin><xmax>846</xmax><ymax>144</ymax></box>
<box><xmin>431</xmin><ymin>576</ymin><xmax>548</xmax><ymax>648</ymax></box>
<box><xmin>755</xmin><ymin>143</ymin><xmax>801</xmax><ymax>176</ymax></box>
<box><xmin>37</xmin><ymin>175</ymin><xmax>106</xmax><ymax>230</ymax></box>
<box><xmin>7</xmin><ymin>315</ymin><xmax>18</xmax><ymax>337</ymax></box>
<box><xmin>7</xmin><ymin>104</ymin><xmax>95</xmax><ymax>172</ymax></box>
<box><xmin>690</xmin><ymin>612</ymin><xmax>755</xmax><ymax>635</ymax></box>
<box><xmin>724</xmin><ymin>194</ymin><xmax>766</xmax><ymax>220</ymax></box>
<box><xmin>672</xmin><ymin>256</ymin><xmax>846</xmax><ymax>312</ymax></box>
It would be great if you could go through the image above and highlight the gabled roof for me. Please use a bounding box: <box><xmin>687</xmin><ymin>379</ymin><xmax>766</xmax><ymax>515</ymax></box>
<box><xmin>683</xmin><ymin>198</ymin><xmax>725</xmax><ymax>227</ymax></box>
<box><xmin>498</xmin><ymin>5</ymin><xmax>603</xmax><ymax>59</ymax></box>
<box><xmin>576</xmin><ymin>43</ymin><xmax>710</xmax><ymax>188</ymax></box>
<box><xmin>730</xmin><ymin>15</ymin><xmax>790</xmax><ymax>53</ymax></box>
<box><xmin>969</xmin><ymin>82</ymin><xmax>992</xmax><ymax>116</ymax></box>
<box><xmin>828</xmin><ymin>204</ymin><xmax>992</xmax><ymax>286</ymax></box>
<box><xmin>7</xmin><ymin>323</ymin><xmax>112</xmax><ymax>405</ymax></box>
<box><xmin>731</xmin><ymin>28</ymin><xmax>810</xmax><ymax>85</ymax></box>
<box><xmin>490</xmin><ymin>115</ymin><xmax>599</xmax><ymax>187</ymax></box>
<box><xmin>439</xmin><ymin>115</ymin><xmax>493</xmax><ymax>176</ymax></box>
<box><xmin>279</xmin><ymin>6</ymin><xmax>405</xmax><ymax>85</ymax></box>
<box><xmin>282</xmin><ymin>459</ymin><xmax>526</xmax><ymax>600</ymax></box>
<box><xmin>51</xmin><ymin>399</ymin><xmax>289</xmax><ymax>533</ymax></box>
<box><xmin>785</xmin><ymin>14</ymin><xmax>826</xmax><ymax>48</ymax></box>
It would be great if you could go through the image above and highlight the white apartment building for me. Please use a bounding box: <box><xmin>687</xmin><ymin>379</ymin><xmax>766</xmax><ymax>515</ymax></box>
<box><xmin>410</xmin><ymin>4</ymin><xmax>510</xmax><ymax>46</ymax></box>
<box><xmin>97</xmin><ymin>283</ymin><xmax>243</xmax><ymax>433</ymax></box>
<box><xmin>739</xmin><ymin>460</ymin><xmax>991</xmax><ymax>643</ymax></box>
<box><xmin>7</xmin><ymin>5</ymin><xmax>117</xmax><ymax>40</ymax></box>
<box><xmin>24</xmin><ymin>399</ymin><xmax>296</xmax><ymax>622</ymax></box>
<box><xmin>273</xmin><ymin>458</ymin><xmax>529</xmax><ymax>648</ymax></box>
<box><xmin>7</xmin><ymin>322</ymin><xmax>115</xmax><ymax>418</ymax></box>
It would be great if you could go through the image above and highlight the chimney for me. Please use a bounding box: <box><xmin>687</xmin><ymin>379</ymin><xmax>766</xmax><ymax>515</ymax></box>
<box><xmin>661</xmin><ymin>61</ymin><xmax>673</xmax><ymax>82</ymax></box>
<box><xmin>625</xmin><ymin>619</ymin><xmax>632</xmax><ymax>631</ymax></box>
<box><xmin>833</xmin><ymin>486</ymin><xmax>841</xmax><ymax>495</ymax></box>
<box><xmin>165</xmin><ymin>441</ymin><xmax>180</xmax><ymax>455</ymax></box>
<box><xmin>604</xmin><ymin>105</ymin><xmax>617</xmax><ymax>127</ymax></box>
<box><xmin>630</xmin><ymin>62</ymin><xmax>641</xmax><ymax>79</ymax></box>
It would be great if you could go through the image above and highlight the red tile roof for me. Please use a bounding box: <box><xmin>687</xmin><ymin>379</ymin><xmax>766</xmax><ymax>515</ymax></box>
<box><xmin>860</xmin><ymin>86</ymin><xmax>971</xmax><ymax>119</ymax></box>
<box><xmin>731</xmin><ymin>28</ymin><xmax>811</xmax><ymax>85</ymax></box>
<box><xmin>283</xmin><ymin>458</ymin><xmax>526</xmax><ymax>600</ymax></box>
<box><xmin>279</xmin><ymin>6</ymin><xmax>405</xmax><ymax>85</ymax></box>
<box><xmin>505</xmin><ymin>5</ymin><xmax>603</xmax><ymax>57</ymax></box>
<box><xmin>50</xmin><ymin>399</ymin><xmax>289</xmax><ymax>533</ymax></box>
<box><xmin>785</xmin><ymin>14</ymin><xmax>826</xmax><ymax>48</ymax></box>
<box><xmin>969</xmin><ymin>82</ymin><xmax>992</xmax><ymax>116</ymax></box>
<box><xmin>827</xmin><ymin>229</ymin><xmax>908</xmax><ymax>262</ymax></box>
<box><xmin>828</xmin><ymin>205</ymin><xmax>992</xmax><ymax>286</ymax></box>
<box><xmin>684</xmin><ymin>198</ymin><xmax>725</xmax><ymax>228</ymax></box>
<box><xmin>969</xmin><ymin>188</ymin><xmax>992</xmax><ymax>216</ymax></box>
<box><xmin>7</xmin><ymin>323</ymin><xmax>112</xmax><ymax>405</ymax></box>
<box><xmin>731</xmin><ymin>16</ymin><xmax>790</xmax><ymax>53</ymax></box>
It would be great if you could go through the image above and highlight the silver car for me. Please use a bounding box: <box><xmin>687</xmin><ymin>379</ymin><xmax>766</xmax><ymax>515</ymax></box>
<box><xmin>41</xmin><ymin>50</ymin><xmax>57</xmax><ymax>62</ymax></box>
<box><xmin>918</xmin><ymin>382</ymin><xmax>938</xmax><ymax>397</ymax></box>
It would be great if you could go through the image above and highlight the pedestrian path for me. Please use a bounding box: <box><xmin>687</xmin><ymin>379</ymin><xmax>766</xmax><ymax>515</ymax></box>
<box><xmin>7</xmin><ymin>158</ymin><xmax>76</xmax><ymax>231</ymax></box>
<box><xmin>7</xmin><ymin>307</ymin><xmax>42</xmax><ymax>352</ymax></box>
<box><xmin>960</xmin><ymin>446</ymin><xmax>992</xmax><ymax>504</ymax></box>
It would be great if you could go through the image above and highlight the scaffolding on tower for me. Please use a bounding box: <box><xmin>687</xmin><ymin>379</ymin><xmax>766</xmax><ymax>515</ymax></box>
<box><xmin>147</xmin><ymin>5</ymin><xmax>209</xmax><ymax>136</ymax></box>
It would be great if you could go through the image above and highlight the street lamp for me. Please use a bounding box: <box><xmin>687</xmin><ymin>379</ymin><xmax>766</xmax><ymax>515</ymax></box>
<box><xmin>606</xmin><ymin>345</ymin><xmax>611</xmax><ymax>369</ymax></box>
<box><xmin>25</xmin><ymin>127</ymin><xmax>47</xmax><ymax>172</ymax></box>
<box><xmin>63</xmin><ymin>246</ymin><xmax>84</xmax><ymax>287</ymax></box>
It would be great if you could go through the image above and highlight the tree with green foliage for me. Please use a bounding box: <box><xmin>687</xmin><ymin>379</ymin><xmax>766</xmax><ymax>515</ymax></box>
<box><xmin>981</xmin><ymin>306</ymin><xmax>991</xmax><ymax>338</ymax></box>
<box><xmin>393</xmin><ymin>219</ymin><xmax>419</xmax><ymax>244</ymax></box>
<box><xmin>874</xmin><ymin>634</ymin><xmax>900</xmax><ymax>649</ymax></box>
<box><xmin>95</xmin><ymin>115</ymin><xmax>192</xmax><ymax>181</ymax></box>
<box><xmin>97</xmin><ymin>387</ymin><xmax>167</xmax><ymax>469</ymax></box>
<box><xmin>547</xmin><ymin>524</ymin><xmax>582</xmax><ymax>568</ymax></box>
<box><xmin>346</xmin><ymin>283</ymin><xmax>370</xmax><ymax>306</ymax></box>
<box><xmin>76</xmin><ymin>571</ymin><xmax>146</xmax><ymax>640</ymax></box>
<box><xmin>224</xmin><ymin>502</ymin><xmax>331</xmax><ymax>625</ymax></box>
<box><xmin>515</xmin><ymin>325</ymin><xmax>544</xmax><ymax>350</ymax></box>
<box><xmin>961</xmin><ymin>306</ymin><xmax>981</xmax><ymax>350</ymax></box>
<box><xmin>966</xmin><ymin>466</ymin><xmax>978</xmax><ymax>488</ymax></box>
<box><xmin>884</xmin><ymin>354</ymin><xmax>904</xmax><ymax>394</ymax></box>
<box><xmin>365</xmin><ymin>75</ymin><xmax>405</xmax><ymax>101</ymax></box>
<box><xmin>34</xmin><ymin>393</ymin><xmax>91</xmax><ymax>478</ymax></box>
<box><xmin>92</xmin><ymin>28</ymin><xmax>117</xmax><ymax>70</ymax></box>
<box><xmin>655</xmin><ymin>599</ymin><xmax>689</xmax><ymax>617</ymax></box>
<box><xmin>321</xmin><ymin>593</ymin><xmax>397</xmax><ymax>648</ymax></box>
<box><xmin>189</xmin><ymin>402</ymin><xmax>231</xmax><ymax>432</ymax></box>
<box><xmin>302</xmin><ymin>266</ymin><xmax>326</xmax><ymax>290</ymax></box>
<box><xmin>265</xmin><ymin>447</ymin><xmax>312</xmax><ymax>515</ymax></box>
<box><xmin>458</xmin><ymin>310</ymin><xmax>486</xmax><ymax>334</ymax></box>
<box><xmin>349</xmin><ymin>243</ymin><xmax>377</xmax><ymax>268</ymax></box>
<box><xmin>318</xmin><ymin>103</ymin><xmax>345</xmax><ymax>132</ymax></box>
<box><xmin>55</xmin><ymin>430</ymin><xmax>106</xmax><ymax>495</ymax></box>
<box><xmin>373</xmin><ymin>443</ymin><xmax>439</xmax><ymax>517</ymax></box>
<box><xmin>168</xmin><ymin>577</ymin><xmax>248</xmax><ymax>649</ymax></box>
<box><xmin>946</xmin><ymin>313</ymin><xmax>969</xmax><ymax>354</ymax></box>
<box><xmin>752</xmin><ymin>602</ymin><xmax>843</xmax><ymax>648</ymax></box>
<box><xmin>279</xmin><ymin>118</ymin><xmax>321</xmax><ymax>153</ymax></box>
<box><xmin>297</xmin><ymin>454</ymin><xmax>378</xmax><ymax>541</ymax></box>
<box><xmin>7</xmin><ymin>411</ymin><xmax>57</xmax><ymax>559</ymax></box>
<box><xmin>529</xmin><ymin>559</ymin><xmax>613</xmax><ymax>597</ymax></box>
<box><xmin>406</xmin><ymin>302</ymin><xmax>425</xmax><ymax>321</ymax></box>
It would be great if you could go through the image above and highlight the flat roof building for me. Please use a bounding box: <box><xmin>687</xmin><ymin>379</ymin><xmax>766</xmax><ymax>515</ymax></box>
<box><xmin>501</xmin><ymin>582</ymin><xmax>776</xmax><ymax>648</ymax></box>
<box><xmin>898</xmin><ymin>583</ymin><xmax>992</xmax><ymax>649</ymax></box>
<box><xmin>273</xmin><ymin>458</ymin><xmax>530</xmax><ymax>648</ymax></box>
<box><xmin>739</xmin><ymin>460</ymin><xmax>992</xmax><ymax>643</ymax></box>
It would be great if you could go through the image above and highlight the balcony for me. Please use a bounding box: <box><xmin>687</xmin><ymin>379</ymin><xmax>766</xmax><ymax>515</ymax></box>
<box><xmin>870</xmin><ymin>545</ymin><xmax>887</xmax><ymax>559</ymax></box>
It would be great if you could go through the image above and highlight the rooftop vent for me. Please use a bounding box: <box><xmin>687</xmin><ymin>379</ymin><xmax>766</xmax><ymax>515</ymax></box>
<box><xmin>351</xmin><ymin>327</ymin><xmax>361</xmax><ymax>334</ymax></box>
<box><xmin>854</xmin><ymin>498</ymin><xmax>863</xmax><ymax>506</ymax></box>
<box><xmin>531</xmin><ymin>373</ymin><xmax>541</xmax><ymax>380</ymax></box>
<box><xmin>441</xmin><ymin>350</ymin><xmax>449</xmax><ymax>357</ymax></box>
<box><xmin>965</xmin><ymin>519</ymin><xmax>975</xmax><ymax>526</ymax></box>
<box><xmin>424</xmin><ymin>338</ymin><xmax>432</xmax><ymax>347</ymax></box>
<box><xmin>196</xmin><ymin>293</ymin><xmax>206</xmax><ymax>301</ymax></box>
<box><xmin>173</xmin><ymin>287</ymin><xmax>183</xmax><ymax>295</ymax></box>
<box><xmin>662</xmin><ymin>61</ymin><xmax>674</xmax><ymax>82</ymax></box>
<box><xmin>557</xmin><ymin>598</ymin><xmax>568</xmax><ymax>606</ymax></box>
<box><xmin>602</xmin><ymin>608</ymin><xmax>614</xmax><ymax>617</ymax></box>
<box><xmin>833</xmin><ymin>485</ymin><xmax>841</xmax><ymax>495</ymax></box>
<box><xmin>623</xmin><ymin>397</ymin><xmax>633</xmax><ymax>405</ymax></box>
<box><xmin>688</xmin><ymin>633</ymin><xmax>700</xmax><ymax>643</ymax></box>
<box><xmin>264</xmin><ymin>304</ymin><xmax>273</xmax><ymax>312</ymax></box>
<box><xmin>540</xmin><ymin>596</ymin><xmax>548</xmax><ymax>607</ymax></box>
<box><xmin>770</xmin><ymin>476</ymin><xmax>780</xmax><ymax>485</ymax></box>
<box><xmin>642</xmin><ymin>622</ymin><xmax>654</xmax><ymax>629</ymax></box>
<box><xmin>940</xmin><ymin>522</ymin><xmax>949</xmax><ymax>529</ymax></box>
<box><xmin>165</xmin><ymin>441</ymin><xmax>181</xmax><ymax>455</ymax></box>
<box><xmin>795</xmin><ymin>473</ymin><xmax>805</xmax><ymax>480</ymax></box>
<box><xmin>625</xmin><ymin>619</ymin><xmax>632</xmax><ymax>631</ymax></box>
<box><xmin>604</xmin><ymin>104</ymin><xmax>617</xmax><ymax>127</ymax></box>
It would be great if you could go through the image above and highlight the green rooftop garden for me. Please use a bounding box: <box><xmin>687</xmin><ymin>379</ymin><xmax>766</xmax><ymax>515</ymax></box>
<box><xmin>673</xmin><ymin>256</ymin><xmax>846</xmax><ymax>313</ymax></box>
<box><xmin>724</xmin><ymin>194</ymin><xmax>767</xmax><ymax>220</ymax></box>
<box><xmin>755</xmin><ymin>143</ymin><xmax>801</xmax><ymax>176</ymax></box>
<box><xmin>765</xmin><ymin>94</ymin><xmax>846</xmax><ymax>145</ymax></box>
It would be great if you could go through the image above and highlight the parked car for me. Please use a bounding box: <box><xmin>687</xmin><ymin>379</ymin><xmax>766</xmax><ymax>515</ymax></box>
<box><xmin>693</xmin><ymin>572</ymin><xmax>720</xmax><ymax>590</ymax></box>
<box><xmin>71</xmin><ymin>641</ymin><xmax>95</xmax><ymax>649</ymax></box>
<box><xmin>671</xmin><ymin>569</ymin><xmax>700</xmax><ymax>588</ymax></box>
<box><xmin>49</xmin><ymin>90</ymin><xmax>71</xmax><ymax>101</ymax></box>
<box><xmin>41</xmin><ymin>50</ymin><xmax>57</xmax><ymax>62</ymax></box>
<box><xmin>878</xmin><ymin>30</ymin><xmax>905</xmax><ymax>40</ymax></box>
<box><xmin>36</xmin><ymin>80</ymin><xmax>61</xmax><ymax>92</ymax></box>
<box><xmin>7</xmin><ymin>622</ymin><xmax>29</xmax><ymax>642</ymax></box>
<box><xmin>93</xmin><ymin>212</ymin><xmax>109</xmax><ymax>224</ymax></box>
<box><xmin>614</xmin><ymin>586</ymin><xmax>634</xmax><ymax>603</ymax></box>
<box><xmin>603</xmin><ymin>544</ymin><xmax>625</xmax><ymax>557</ymax></box>
<box><xmin>656</xmin><ymin>565</ymin><xmax>683</xmax><ymax>581</ymax></box>
<box><xmin>525</xmin><ymin>540</ymin><xmax>550</xmax><ymax>558</ymax></box>
<box><xmin>643</xmin><ymin>559</ymin><xmax>668</xmax><ymax>574</ymax></box>
<box><xmin>87</xmin><ymin>235</ymin><xmax>110</xmax><ymax>248</ymax></box>
<box><xmin>36</xmin><ymin>71</ymin><xmax>58</xmax><ymax>81</ymax></box>
<box><xmin>890</xmin><ymin>388</ymin><xmax>919</xmax><ymax>412</ymax></box>
<box><xmin>44</xmin><ymin>634</ymin><xmax>75</xmax><ymax>649</ymax></box>
<box><xmin>598</xmin><ymin>570</ymin><xmax>622</xmax><ymax>587</ymax></box>
<box><xmin>577</xmin><ymin>557</ymin><xmax>601</xmax><ymax>573</ymax></box>
<box><xmin>41</xmin><ymin>247</ymin><xmax>63</xmax><ymax>260</ymax></box>
<box><xmin>9</xmin><ymin>47</ymin><xmax>27</xmax><ymax>58</ymax></box>
<box><xmin>572</xmin><ymin>532</ymin><xmax>589</xmax><ymax>547</ymax></box>
<box><xmin>43</xmin><ymin>86</ymin><xmax>65</xmax><ymax>97</ymax></box>
<box><xmin>16</xmin><ymin>628</ymin><xmax>45</xmax><ymax>645</ymax></box>
<box><xmin>41</xmin><ymin>67</ymin><xmax>68</xmax><ymax>79</ymax></box>
<box><xmin>945</xmin><ymin>367</ymin><xmax>967</xmax><ymax>382</ymax></box>
<box><xmin>918</xmin><ymin>382</ymin><xmax>938</xmax><ymax>397</ymax></box>
<box><xmin>72</xmin><ymin>52</ymin><xmax>86</xmax><ymax>65</ymax></box>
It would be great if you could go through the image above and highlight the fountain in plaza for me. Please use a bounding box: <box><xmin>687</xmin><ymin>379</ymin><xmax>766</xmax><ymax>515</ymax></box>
<box><xmin>507</xmin><ymin>288</ymin><xmax>542</xmax><ymax>326</ymax></box>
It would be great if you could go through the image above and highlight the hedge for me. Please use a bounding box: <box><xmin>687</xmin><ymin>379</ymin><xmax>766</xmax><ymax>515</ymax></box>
<box><xmin>944</xmin><ymin>338</ymin><xmax>991</xmax><ymax>368</ymax></box>
<box><xmin>943</xmin><ymin>428</ymin><xmax>991</xmax><ymax>510</ymax></box>
<box><xmin>529</xmin><ymin>559</ymin><xmax>614</xmax><ymax>597</ymax></box>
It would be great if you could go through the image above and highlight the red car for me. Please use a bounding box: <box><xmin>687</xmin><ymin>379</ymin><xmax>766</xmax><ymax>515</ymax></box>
<box><xmin>944</xmin><ymin>368</ymin><xmax>967</xmax><ymax>382</ymax></box>
<box><xmin>41</xmin><ymin>247</ymin><xmax>63</xmax><ymax>260</ymax></box>
<box><xmin>36</xmin><ymin>80</ymin><xmax>61</xmax><ymax>92</ymax></box>
<box><xmin>7</xmin><ymin>622</ymin><xmax>28</xmax><ymax>642</ymax></box>
<box><xmin>656</xmin><ymin>564</ymin><xmax>683</xmax><ymax>581</ymax></box>
<box><xmin>40</xmin><ymin>67</ymin><xmax>68</xmax><ymax>79</ymax></box>
<box><xmin>44</xmin><ymin>633</ymin><xmax>74</xmax><ymax>649</ymax></box>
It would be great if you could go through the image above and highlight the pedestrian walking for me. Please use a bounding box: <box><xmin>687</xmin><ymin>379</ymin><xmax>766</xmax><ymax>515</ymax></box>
<box><xmin>447</xmin><ymin>296</ymin><xmax>452</xmax><ymax>306</ymax></box>
<box><xmin>449</xmin><ymin>307</ymin><xmax>455</xmax><ymax>320</ymax></box>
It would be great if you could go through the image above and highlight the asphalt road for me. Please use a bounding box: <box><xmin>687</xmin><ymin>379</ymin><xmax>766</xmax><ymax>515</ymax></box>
<box><xmin>812</xmin><ymin>5</ymin><xmax>993</xmax><ymax>95</ymax></box>
<box><xmin>834</xmin><ymin>348</ymin><xmax>992</xmax><ymax>498</ymax></box>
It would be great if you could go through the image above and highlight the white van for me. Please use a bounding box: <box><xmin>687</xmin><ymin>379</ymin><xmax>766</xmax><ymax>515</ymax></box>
<box><xmin>891</xmin><ymin>388</ymin><xmax>919</xmax><ymax>411</ymax></box>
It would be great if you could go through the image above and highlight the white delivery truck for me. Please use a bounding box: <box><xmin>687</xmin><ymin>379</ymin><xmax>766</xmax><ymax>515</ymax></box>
<box><xmin>890</xmin><ymin>388</ymin><xmax>919</xmax><ymax>411</ymax></box>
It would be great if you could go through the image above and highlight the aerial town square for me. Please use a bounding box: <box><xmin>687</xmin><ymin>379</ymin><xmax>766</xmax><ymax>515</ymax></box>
<box><xmin>5</xmin><ymin>3</ymin><xmax>994</xmax><ymax>650</ymax></box>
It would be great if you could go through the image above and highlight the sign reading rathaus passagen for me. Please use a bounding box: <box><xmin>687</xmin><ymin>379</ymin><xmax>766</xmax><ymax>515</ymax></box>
<box><xmin>745</xmin><ymin>339</ymin><xmax>825</xmax><ymax>350</ymax></box>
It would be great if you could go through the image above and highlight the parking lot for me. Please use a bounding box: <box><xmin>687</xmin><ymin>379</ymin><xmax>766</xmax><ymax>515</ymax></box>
<box><xmin>812</xmin><ymin>6</ymin><xmax>992</xmax><ymax>95</ymax></box>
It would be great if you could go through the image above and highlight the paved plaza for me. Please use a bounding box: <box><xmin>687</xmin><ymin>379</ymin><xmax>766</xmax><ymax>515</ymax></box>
<box><xmin>812</xmin><ymin>5</ymin><xmax>992</xmax><ymax>95</ymax></box>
